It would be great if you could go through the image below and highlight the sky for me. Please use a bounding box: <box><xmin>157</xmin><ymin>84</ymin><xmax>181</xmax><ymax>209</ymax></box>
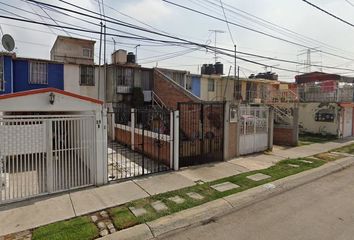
<box><xmin>1</xmin><ymin>0</ymin><xmax>354</xmax><ymax>82</ymax></box>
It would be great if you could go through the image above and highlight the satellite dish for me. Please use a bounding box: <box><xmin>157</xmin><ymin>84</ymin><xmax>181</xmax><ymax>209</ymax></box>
<box><xmin>2</xmin><ymin>34</ymin><xmax>15</xmax><ymax>52</ymax></box>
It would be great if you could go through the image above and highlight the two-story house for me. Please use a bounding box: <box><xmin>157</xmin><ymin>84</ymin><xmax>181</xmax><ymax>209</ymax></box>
<box><xmin>50</xmin><ymin>36</ymin><xmax>104</xmax><ymax>100</ymax></box>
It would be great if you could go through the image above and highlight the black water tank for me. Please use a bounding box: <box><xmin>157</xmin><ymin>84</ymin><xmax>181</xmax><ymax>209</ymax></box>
<box><xmin>206</xmin><ymin>64</ymin><xmax>215</xmax><ymax>75</ymax></box>
<box><xmin>214</xmin><ymin>62</ymin><xmax>223</xmax><ymax>75</ymax></box>
<box><xmin>127</xmin><ymin>52</ymin><xmax>136</xmax><ymax>64</ymax></box>
<box><xmin>201</xmin><ymin>64</ymin><xmax>208</xmax><ymax>74</ymax></box>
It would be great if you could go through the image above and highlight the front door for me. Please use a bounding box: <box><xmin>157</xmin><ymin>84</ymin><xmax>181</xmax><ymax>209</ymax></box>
<box><xmin>343</xmin><ymin>107</ymin><xmax>353</xmax><ymax>137</ymax></box>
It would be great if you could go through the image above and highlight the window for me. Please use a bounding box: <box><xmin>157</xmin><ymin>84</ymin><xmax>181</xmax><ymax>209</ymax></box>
<box><xmin>80</xmin><ymin>65</ymin><xmax>95</xmax><ymax>86</ymax></box>
<box><xmin>83</xmin><ymin>48</ymin><xmax>92</xmax><ymax>58</ymax></box>
<box><xmin>117</xmin><ymin>68</ymin><xmax>134</xmax><ymax>86</ymax></box>
<box><xmin>208</xmin><ymin>78</ymin><xmax>215</xmax><ymax>92</ymax></box>
<box><xmin>0</xmin><ymin>57</ymin><xmax>4</xmax><ymax>91</ymax></box>
<box><xmin>29</xmin><ymin>61</ymin><xmax>48</xmax><ymax>84</ymax></box>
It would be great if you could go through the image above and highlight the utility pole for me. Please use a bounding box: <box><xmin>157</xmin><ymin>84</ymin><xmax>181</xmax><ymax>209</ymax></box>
<box><xmin>209</xmin><ymin>29</ymin><xmax>225</xmax><ymax>63</ymax></box>
<box><xmin>104</xmin><ymin>24</ymin><xmax>107</xmax><ymax>102</ymax></box>
<box><xmin>98</xmin><ymin>21</ymin><xmax>103</xmax><ymax>100</ymax></box>
<box><xmin>135</xmin><ymin>44</ymin><xmax>140</xmax><ymax>63</ymax></box>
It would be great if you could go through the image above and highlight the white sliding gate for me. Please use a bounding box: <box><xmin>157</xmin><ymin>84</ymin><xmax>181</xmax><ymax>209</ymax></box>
<box><xmin>239</xmin><ymin>106</ymin><xmax>270</xmax><ymax>155</ymax></box>
<box><xmin>0</xmin><ymin>114</ymin><xmax>96</xmax><ymax>204</ymax></box>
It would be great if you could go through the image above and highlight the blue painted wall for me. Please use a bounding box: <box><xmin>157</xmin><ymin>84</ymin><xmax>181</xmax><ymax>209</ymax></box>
<box><xmin>1</xmin><ymin>56</ymin><xmax>13</xmax><ymax>94</ymax></box>
<box><xmin>13</xmin><ymin>59</ymin><xmax>64</xmax><ymax>92</ymax></box>
<box><xmin>191</xmin><ymin>75</ymin><xmax>201</xmax><ymax>97</ymax></box>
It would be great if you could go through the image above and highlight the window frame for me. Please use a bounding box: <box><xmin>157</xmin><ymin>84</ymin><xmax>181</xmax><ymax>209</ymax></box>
<box><xmin>208</xmin><ymin>78</ymin><xmax>215</xmax><ymax>92</ymax></box>
<box><xmin>0</xmin><ymin>56</ymin><xmax>4</xmax><ymax>91</ymax></box>
<box><xmin>80</xmin><ymin>65</ymin><xmax>95</xmax><ymax>86</ymax></box>
<box><xmin>82</xmin><ymin>48</ymin><xmax>93</xmax><ymax>58</ymax></box>
<box><xmin>116</xmin><ymin>67</ymin><xmax>134</xmax><ymax>87</ymax></box>
<box><xmin>29</xmin><ymin>61</ymin><xmax>48</xmax><ymax>85</ymax></box>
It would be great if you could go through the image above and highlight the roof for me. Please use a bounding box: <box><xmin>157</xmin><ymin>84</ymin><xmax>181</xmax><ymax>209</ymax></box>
<box><xmin>0</xmin><ymin>88</ymin><xmax>103</xmax><ymax>105</ymax></box>
<box><xmin>295</xmin><ymin>72</ymin><xmax>341</xmax><ymax>84</ymax></box>
<box><xmin>55</xmin><ymin>35</ymin><xmax>96</xmax><ymax>44</ymax></box>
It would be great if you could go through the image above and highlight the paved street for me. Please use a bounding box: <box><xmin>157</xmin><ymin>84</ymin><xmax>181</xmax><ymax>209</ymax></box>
<box><xmin>159</xmin><ymin>166</ymin><xmax>354</xmax><ymax>240</ymax></box>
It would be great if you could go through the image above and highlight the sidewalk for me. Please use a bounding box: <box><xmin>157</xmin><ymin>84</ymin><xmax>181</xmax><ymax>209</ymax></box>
<box><xmin>1</xmin><ymin>138</ymin><xmax>354</xmax><ymax>236</ymax></box>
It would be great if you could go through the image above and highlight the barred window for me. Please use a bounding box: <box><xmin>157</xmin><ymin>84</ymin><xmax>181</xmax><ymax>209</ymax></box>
<box><xmin>29</xmin><ymin>61</ymin><xmax>48</xmax><ymax>84</ymax></box>
<box><xmin>117</xmin><ymin>68</ymin><xmax>134</xmax><ymax>86</ymax></box>
<box><xmin>80</xmin><ymin>65</ymin><xmax>95</xmax><ymax>86</ymax></box>
<box><xmin>208</xmin><ymin>78</ymin><xmax>215</xmax><ymax>92</ymax></box>
<box><xmin>0</xmin><ymin>57</ymin><xmax>4</xmax><ymax>91</ymax></box>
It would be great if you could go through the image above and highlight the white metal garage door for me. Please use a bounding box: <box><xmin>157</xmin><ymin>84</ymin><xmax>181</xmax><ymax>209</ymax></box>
<box><xmin>239</xmin><ymin>106</ymin><xmax>270</xmax><ymax>155</ymax></box>
<box><xmin>0</xmin><ymin>114</ymin><xmax>96</xmax><ymax>204</ymax></box>
<box><xmin>343</xmin><ymin>108</ymin><xmax>353</xmax><ymax>138</ymax></box>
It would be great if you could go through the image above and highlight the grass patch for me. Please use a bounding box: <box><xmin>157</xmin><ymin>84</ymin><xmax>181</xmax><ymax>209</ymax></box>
<box><xmin>298</xmin><ymin>133</ymin><xmax>337</xmax><ymax>146</ymax></box>
<box><xmin>32</xmin><ymin>156</ymin><xmax>329</xmax><ymax>239</ymax></box>
<box><xmin>109</xmin><ymin>157</ymin><xmax>326</xmax><ymax>230</ymax></box>
<box><xmin>333</xmin><ymin>144</ymin><xmax>354</xmax><ymax>155</ymax></box>
<box><xmin>32</xmin><ymin>216</ymin><xmax>98</xmax><ymax>240</ymax></box>
<box><xmin>109</xmin><ymin>207</ymin><xmax>138</xmax><ymax>230</ymax></box>
<box><xmin>314</xmin><ymin>152</ymin><xmax>346</xmax><ymax>162</ymax></box>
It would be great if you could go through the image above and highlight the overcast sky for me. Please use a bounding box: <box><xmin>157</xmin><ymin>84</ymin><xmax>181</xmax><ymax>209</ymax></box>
<box><xmin>1</xmin><ymin>0</ymin><xmax>354</xmax><ymax>81</ymax></box>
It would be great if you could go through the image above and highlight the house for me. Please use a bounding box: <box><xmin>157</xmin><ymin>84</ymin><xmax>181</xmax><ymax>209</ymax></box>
<box><xmin>294</xmin><ymin>72</ymin><xmax>354</xmax><ymax>138</ymax></box>
<box><xmin>50</xmin><ymin>35</ymin><xmax>104</xmax><ymax>101</ymax></box>
<box><xmin>0</xmin><ymin>52</ymin><xmax>64</xmax><ymax>95</ymax></box>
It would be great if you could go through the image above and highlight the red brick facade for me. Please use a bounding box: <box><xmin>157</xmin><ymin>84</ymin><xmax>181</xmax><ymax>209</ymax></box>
<box><xmin>273</xmin><ymin>126</ymin><xmax>297</xmax><ymax>146</ymax></box>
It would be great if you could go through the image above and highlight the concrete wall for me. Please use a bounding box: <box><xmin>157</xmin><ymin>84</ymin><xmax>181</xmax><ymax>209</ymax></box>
<box><xmin>12</xmin><ymin>60</ymin><xmax>64</xmax><ymax>92</ymax></box>
<box><xmin>298</xmin><ymin>102</ymin><xmax>340</xmax><ymax>136</ymax></box>
<box><xmin>64</xmin><ymin>64</ymin><xmax>104</xmax><ymax>101</ymax></box>
<box><xmin>51</xmin><ymin>37</ymin><xmax>95</xmax><ymax>65</ymax></box>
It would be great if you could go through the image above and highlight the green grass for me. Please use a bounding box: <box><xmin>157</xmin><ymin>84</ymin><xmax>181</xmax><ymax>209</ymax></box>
<box><xmin>108</xmin><ymin>157</ymin><xmax>326</xmax><ymax>230</ymax></box>
<box><xmin>298</xmin><ymin>133</ymin><xmax>337</xmax><ymax>146</ymax></box>
<box><xmin>32</xmin><ymin>216</ymin><xmax>98</xmax><ymax>240</ymax></box>
<box><xmin>32</xmin><ymin>157</ymin><xmax>329</xmax><ymax>239</ymax></box>
<box><xmin>333</xmin><ymin>143</ymin><xmax>354</xmax><ymax>155</ymax></box>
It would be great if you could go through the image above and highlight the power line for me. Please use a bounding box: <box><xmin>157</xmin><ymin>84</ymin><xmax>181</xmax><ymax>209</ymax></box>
<box><xmin>302</xmin><ymin>0</ymin><xmax>354</xmax><ymax>28</ymax></box>
<box><xmin>164</xmin><ymin>0</ymin><xmax>354</xmax><ymax>62</ymax></box>
<box><xmin>345</xmin><ymin>0</ymin><xmax>354</xmax><ymax>7</ymax></box>
<box><xmin>219</xmin><ymin>0</ymin><xmax>235</xmax><ymax>45</ymax></box>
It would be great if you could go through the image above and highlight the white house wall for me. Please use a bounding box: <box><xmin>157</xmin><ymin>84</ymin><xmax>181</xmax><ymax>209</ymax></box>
<box><xmin>64</xmin><ymin>64</ymin><xmax>104</xmax><ymax>101</ymax></box>
<box><xmin>298</xmin><ymin>102</ymin><xmax>340</xmax><ymax>136</ymax></box>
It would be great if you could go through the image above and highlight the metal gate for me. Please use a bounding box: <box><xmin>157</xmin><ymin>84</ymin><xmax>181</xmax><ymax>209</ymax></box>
<box><xmin>178</xmin><ymin>102</ymin><xmax>225</xmax><ymax>167</ymax></box>
<box><xmin>107</xmin><ymin>107</ymin><xmax>173</xmax><ymax>181</ymax></box>
<box><xmin>239</xmin><ymin>106</ymin><xmax>270</xmax><ymax>155</ymax></box>
<box><xmin>0</xmin><ymin>115</ymin><xmax>96</xmax><ymax>204</ymax></box>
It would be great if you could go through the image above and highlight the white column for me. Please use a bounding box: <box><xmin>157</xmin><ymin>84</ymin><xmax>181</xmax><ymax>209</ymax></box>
<box><xmin>96</xmin><ymin>108</ymin><xmax>108</xmax><ymax>186</ymax></box>
<box><xmin>131</xmin><ymin>108</ymin><xmax>135</xmax><ymax>150</ymax></box>
<box><xmin>173</xmin><ymin>111</ymin><xmax>180</xmax><ymax>170</ymax></box>
<box><xmin>46</xmin><ymin>120</ymin><xmax>54</xmax><ymax>193</ymax></box>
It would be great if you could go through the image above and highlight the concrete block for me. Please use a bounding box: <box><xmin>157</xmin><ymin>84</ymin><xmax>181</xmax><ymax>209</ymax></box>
<box><xmin>168</xmin><ymin>196</ymin><xmax>185</xmax><ymax>204</ymax></box>
<box><xmin>300</xmin><ymin>160</ymin><xmax>313</xmax><ymax>164</ymax></box>
<box><xmin>129</xmin><ymin>207</ymin><xmax>147</xmax><ymax>217</ymax></box>
<box><xmin>246</xmin><ymin>173</ymin><xmax>271</xmax><ymax>181</ymax></box>
<box><xmin>211</xmin><ymin>182</ymin><xmax>240</xmax><ymax>192</ymax></box>
<box><xmin>186</xmin><ymin>192</ymin><xmax>204</xmax><ymax>200</ymax></box>
<box><xmin>288</xmin><ymin>164</ymin><xmax>300</xmax><ymax>168</ymax></box>
<box><xmin>151</xmin><ymin>201</ymin><xmax>169</xmax><ymax>212</ymax></box>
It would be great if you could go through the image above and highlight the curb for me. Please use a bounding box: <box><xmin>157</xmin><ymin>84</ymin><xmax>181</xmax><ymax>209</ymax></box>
<box><xmin>99</xmin><ymin>157</ymin><xmax>354</xmax><ymax>240</ymax></box>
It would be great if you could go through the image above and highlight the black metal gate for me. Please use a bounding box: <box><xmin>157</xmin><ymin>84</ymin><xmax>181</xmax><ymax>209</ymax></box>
<box><xmin>107</xmin><ymin>106</ymin><xmax>173</xmax><ymax>181</ymax></box>
<box><xmin>178</xmin><ymin>102</ymin><xmax>225</xmax><ymax>167</ymax></box>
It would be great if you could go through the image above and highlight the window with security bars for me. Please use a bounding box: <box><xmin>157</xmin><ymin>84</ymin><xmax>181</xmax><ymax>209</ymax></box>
<box><xmin>0</xmin><ymin>57</ymin><xmax>4</xmax><ymax>91</ymax></box>
<box><xmin>29</xmin><ymin>61</ymin><xmax>48</xmax><ymax>84</ymax></box>
<box><xmin>80</xmin><ymin>65</ymin><xmax>95</xmax><ymax>86</ymax></box>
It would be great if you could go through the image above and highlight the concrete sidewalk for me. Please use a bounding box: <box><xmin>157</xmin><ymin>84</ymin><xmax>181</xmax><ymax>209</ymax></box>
<box><xmin>1</xmin><ymin>137</ymin><xmax>354</xmax><ymax>236</ymax></box>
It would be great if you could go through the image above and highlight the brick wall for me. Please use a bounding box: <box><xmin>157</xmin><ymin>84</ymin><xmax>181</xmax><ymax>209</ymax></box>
<box><xmin>273</xmin><ymin>126</ymin><xmax>297</xmax><ymax>146</ymax></box>
<box><xmin>228</xmin><ymin>122</ymin><xmax>238</xmax><ymax>158</ymax></box>
<box><xmin>115</xmin><ymin>127</ymin><xmax>171</xmax><ymax>166</ymax></box>
<box><xmin>153</xmin><ymin>70</ymin><xmax>197</xmax><ymax>110</ymax></box>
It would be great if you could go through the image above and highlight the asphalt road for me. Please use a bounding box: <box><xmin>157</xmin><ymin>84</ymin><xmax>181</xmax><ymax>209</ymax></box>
<box><xmin>159</xmin><ymin>166</ymin><xmax>354</xmax><ymax>240</ymax></box>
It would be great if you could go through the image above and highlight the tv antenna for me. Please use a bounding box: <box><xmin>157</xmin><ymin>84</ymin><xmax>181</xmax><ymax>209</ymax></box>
<box><xmin>209</xmin><ymin>29</ymin><xmax>225</xmax><ymax>63</ymax></box>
